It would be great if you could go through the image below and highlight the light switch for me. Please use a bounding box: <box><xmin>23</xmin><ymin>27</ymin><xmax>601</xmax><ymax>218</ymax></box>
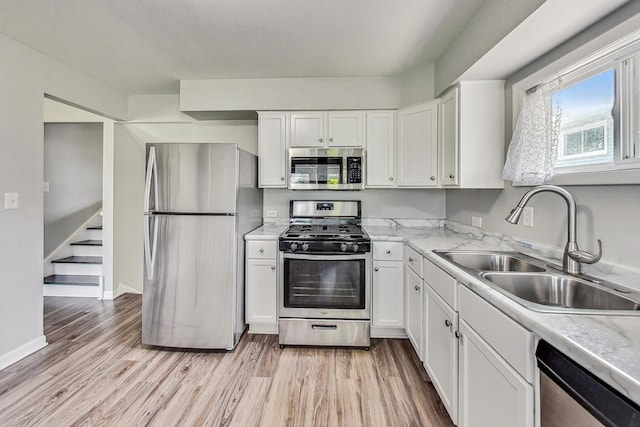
<box><xmin>4</xmin><ymin>193</ymin><xmax>19</xmax><ymax>209</ymax></box>
<box><xmin>43</xmin><ymin>182</ymin><xmax>50</xmax><ymax>192</ymax></box>
<box><xmin>471</xmin><ymin>216</ymin><xmax>482</xmax><ymax>228</ymax></box>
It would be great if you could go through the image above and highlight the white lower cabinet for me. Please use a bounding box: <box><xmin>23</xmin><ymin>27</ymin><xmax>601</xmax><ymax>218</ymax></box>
<box><xmin>405</xmin><ymin>267</ymin><xmax>423</xmax><ymax>358</ymax></box>
<box><xmin>245</xmin><ymin>239</ymin><xmax>278</xmax><ymax>334</ymax></box>
<box><xmin>371</xmin><ymin>241</ymin><xmax>405</xmax><ymax>338</ymax></box>
<box><xmin>458</xmin><ymin>319</ymin><xmax>534</xmax><ymax>427</ymax></box>
<box><xmin>420</xmin><ymin>257</ymin><xmax>536</xmax><ymax>427</ymax></box>
<box><xmin>423</xmin><ymin>285</ymin><xmax>458</xmax><ymax>424</ymax></box>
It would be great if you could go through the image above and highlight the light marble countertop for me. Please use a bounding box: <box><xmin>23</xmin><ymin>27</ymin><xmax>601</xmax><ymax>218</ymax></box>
<box><xmin>244</xmin><ymin>221</ymin><xmax>640</xmax><ymax>403</ymax></box>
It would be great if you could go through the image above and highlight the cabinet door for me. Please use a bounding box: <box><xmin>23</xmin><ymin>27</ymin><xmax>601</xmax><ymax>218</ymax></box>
<box><xmin>366</xmin><ymin>112</ymin><xmax>395</xmax><ymax>187</ymax></box>
<box><xmin>405</xmin><ymin>267</ymin><xmax>423</xmax><ymax>359</ymax></box>
<box><xmin>372</xmin><ymin>260</ymin><xmax>403</xmax><ymax>328</ymax></box>
<box><xmin>327</xmin><ymin>112</ymin><xmax>364</xmax><ymax>147</ymax></box>
<box><xmin>439</xmin><ymin>87</ymin><xmax>459</xmax><ymax>186</ymax></box>
<box><xmin>258</xmin><ymin>112</ymin><xmax>288</xmax><ymax>187</ymax></box>
<box><xmin>245</xmin><ymin>259</ymin><xmax>277</xmax><ymax>324</ymax></box>
<box><xmin>458</xmin><ymin>320</ymin><xmax>534</xmax><ymax>427</ymax></box>
<box><xmin>290</xmin><ymin>113</ymin><xmax>325</xmax><ymax>147</ymax></box>
<box><xmin>423</xmin><ymin>286</ymin><xmax>459</xmax><ymax>424</ymax></box>
<box><xmin>396</xmin><ymin>101</ymin><xmax>439</xmax><ymax>187</ymax></box>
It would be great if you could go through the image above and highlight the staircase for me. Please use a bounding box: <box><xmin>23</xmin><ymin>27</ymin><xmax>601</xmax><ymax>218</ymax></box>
<box><xmin>44</xmin><ymin>220</ymin><xmax>103</xmax><ymax>299</ymax></box>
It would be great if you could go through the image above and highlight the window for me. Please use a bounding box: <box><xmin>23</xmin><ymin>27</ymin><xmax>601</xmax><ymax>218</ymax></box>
<box><xmin>552</xmin><ymin>70</ymin><xmax>614</xmax><ymax>169</ymax></box>
<box><xmin>509</xmin><ymin>31</ymin><xmax>640</xmax><ymax>185</ymax></box>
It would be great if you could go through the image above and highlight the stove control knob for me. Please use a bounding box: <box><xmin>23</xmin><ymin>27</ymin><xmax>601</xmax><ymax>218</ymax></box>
<box><xmin>340</xmin><ymin>243</ymin><xmax>348</xmax><ymax>252</ymax></box>
<box><xmin>290</xmin><ymin>242</ymin><xmax>298</xmax><ymax>251</ymax></box>
<box><xmin>302</xmin><ymin>243</ymin><xmax>309</xmax><ymax>251</ymax></box>
<box><xmin>352</xmin><ymin>244</ymin><xmax>359</xmax><ymax>252</ymax></box>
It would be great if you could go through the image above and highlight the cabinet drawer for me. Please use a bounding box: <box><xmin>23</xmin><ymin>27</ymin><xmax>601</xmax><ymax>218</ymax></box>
<box><xmin>246</xmin><ymin>240</ymin><xmax>277</xmax><ymax>259</ymax></box>
<box><xmin>404</xmin><ymin>245</ymin><xmax>423</xmax><ymax>278</ymax></box>
<box><xmin>373</xmin><ymin>241</ymin><xmax>403</xmax><ymax>261</ymax></box>
<box><xmin>423</xmin><ymin>258</ymin><xmax>457</xmax><ymax>309</ymax></box>
<box><xmin>459</xmin><ymin>285</ymin><xmax>535</xmax><ymax>383</ymax></box>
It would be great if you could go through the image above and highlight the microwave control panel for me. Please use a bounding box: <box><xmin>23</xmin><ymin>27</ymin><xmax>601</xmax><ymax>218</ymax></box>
<box><xmin>346</xmin><ymin>157</ymin><xmax>362</xmax><ymax>183</ymax></box>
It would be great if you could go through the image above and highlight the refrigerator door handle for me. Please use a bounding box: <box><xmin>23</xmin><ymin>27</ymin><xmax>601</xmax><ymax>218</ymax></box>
<box><xmin>144</xmin><ymin>215</ymin><xmax>158</xmax><ymax>280</ymax></box>
<box><xmin>144</xmin><ymin>146</ymin><xmax>157</xmax><ymax>213</ymax></box>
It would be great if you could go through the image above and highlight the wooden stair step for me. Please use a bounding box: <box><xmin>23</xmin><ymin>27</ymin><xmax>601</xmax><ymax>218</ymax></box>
<box><xmin>44</xmin><ymin>275</ymin><xmax>100</xmax><ymax>286</ymax></box>
<box><xmin>87</xmin><ymin>225</ymin><xmax>102</xmax><ymax>230</ymax></box>
<box><xmin>52</xmin><ymin>256</ymin><xmax>102</xmax><ymax>264</ymax></box>
<box><xmin>70</xmin><ymin>240</ymin><xmax>102</xmax><ymax>246</ymax></box>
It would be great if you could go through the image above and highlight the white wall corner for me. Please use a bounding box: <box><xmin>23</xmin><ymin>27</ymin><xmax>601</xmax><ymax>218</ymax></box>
<box><xmin>0</xmin><ymin>335</ymin><xmax>47</xmax><ymax>371</ymax></box>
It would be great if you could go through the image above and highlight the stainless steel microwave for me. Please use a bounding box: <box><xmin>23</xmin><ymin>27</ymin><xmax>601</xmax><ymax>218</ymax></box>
<box><xmin>288</xmin><ymin>148</ymin><xmax>364</xmax><ymax>190</ymax></box>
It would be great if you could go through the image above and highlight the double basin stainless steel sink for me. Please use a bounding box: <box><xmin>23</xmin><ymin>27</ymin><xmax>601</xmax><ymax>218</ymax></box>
<box><xmin>433</xmin><ymin>251</ymin><xmax>640</xmax><ymax>314</ymax></box>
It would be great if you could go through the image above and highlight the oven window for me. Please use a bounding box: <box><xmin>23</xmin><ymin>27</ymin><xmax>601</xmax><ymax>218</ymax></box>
<box><xmin>290</xmin><ymin>157</ymin><xmax>343</xmax><ymax>185</ymax></box>
<box><xmin>284</xmin><ymin>258</ymin><xmax>365</xmax><ymax>309</ymax></box>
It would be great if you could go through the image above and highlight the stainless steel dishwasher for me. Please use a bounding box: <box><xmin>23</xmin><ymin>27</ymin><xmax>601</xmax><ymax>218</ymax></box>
<box><xmin>536</xmin><ymin>340</ymin><xmax>640</xmax><ymax>427</ymax></box>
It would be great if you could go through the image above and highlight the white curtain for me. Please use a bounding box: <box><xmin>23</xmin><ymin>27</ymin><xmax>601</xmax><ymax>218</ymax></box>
<box><xmin>503</xmin><ymin>79</ymin><xmax>562</xmax><ymax>185</ymax></box>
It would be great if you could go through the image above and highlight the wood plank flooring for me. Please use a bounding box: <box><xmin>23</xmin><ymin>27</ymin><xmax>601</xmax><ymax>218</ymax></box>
<box><xmin>0</xmin><ymin>294</ymin><xmax>454</xmax><ymax>426</ymax></box>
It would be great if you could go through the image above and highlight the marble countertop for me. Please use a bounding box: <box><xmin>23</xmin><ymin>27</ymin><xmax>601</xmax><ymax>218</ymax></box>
<box><xmin>365</xmin><ymin>223</ymin><xmax>640</xmax><ymax>405</ymax></box>
<box><xmin>244</xmin><ymin>223</ymin><xmax>287</xmax><ymax>240</ymax></box>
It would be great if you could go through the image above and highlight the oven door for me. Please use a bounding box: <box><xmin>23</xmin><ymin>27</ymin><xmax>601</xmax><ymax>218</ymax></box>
<box><xmin>279</xmin><ymin>252</ymin><xmax>371</xmax><ymax>319</ymax></box>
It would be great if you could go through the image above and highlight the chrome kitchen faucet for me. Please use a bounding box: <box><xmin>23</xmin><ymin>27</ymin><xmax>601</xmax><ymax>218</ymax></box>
<box><xmin>505</xmin><ymin>184</ymin><xmax>602</xmax><ymax>275</ymax></box>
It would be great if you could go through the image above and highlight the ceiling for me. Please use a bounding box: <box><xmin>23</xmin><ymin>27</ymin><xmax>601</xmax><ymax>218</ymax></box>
<box><xmin>0</xmin><ymin>0</ymin><xmax>484</xmax><ymax>95</ymax></box>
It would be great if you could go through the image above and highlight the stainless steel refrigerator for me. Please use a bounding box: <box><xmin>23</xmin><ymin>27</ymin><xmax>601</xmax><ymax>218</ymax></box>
<box><xmin>142</xmin><ymin>143</ymin><xmax>263</xmax><ymax>350</ymax></box>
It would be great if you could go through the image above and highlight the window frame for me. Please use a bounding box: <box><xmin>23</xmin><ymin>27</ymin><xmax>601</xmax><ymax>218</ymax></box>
<box><xmin>557</xmin><ymin>120</ymin><xmax>608</xmax><ymax>161</ymax></box>
<box><xmin>511</xmin><ymin>27</ymin><xmax>640</xmax><ymax>186</ymax></box>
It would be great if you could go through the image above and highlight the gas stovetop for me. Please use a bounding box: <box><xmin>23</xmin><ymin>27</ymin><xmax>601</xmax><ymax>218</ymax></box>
<box><xmin>279</xmin><ymin>200</ymin><xmax>370</xmax><ymax>254</ymax></box>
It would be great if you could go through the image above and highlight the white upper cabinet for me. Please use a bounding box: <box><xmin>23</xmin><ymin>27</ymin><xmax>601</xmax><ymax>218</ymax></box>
<box><xmin>365</xmin><ymin>111</ymin><xmax>395</xmax><ymax>187</ymax></box>
<box><xmin>327</xmin><ymin>112</ymin><xmax>364</xmax><ymax>147</ymax></box>
<box><xmin>290</xmin><ymin>112</ymin><xmax>364</xmax><ymax>148</ymax></box>
<box><xmin>439</xmin><ymin>81</ymin><xmax>505</xmax><ymax>189</ymax></box>
<box><xmin>396</xmin><ymin>101</ymin><xmax>439</xmax><ymax>187</ymax></box>
<box><xmin>290</xmin><ymin>113</ymin><xmax>325</xmax><ymax>147</ymax></box>
<box><xmin>258</xmin><ymin>112</ymin><xmax>288</xmax><ymax>188</ymax></box>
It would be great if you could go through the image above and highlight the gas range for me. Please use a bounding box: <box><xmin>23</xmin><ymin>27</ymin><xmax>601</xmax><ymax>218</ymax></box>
<box><xmin>278</xmin><ymin>201</ymin><xmax>371</xmax><ymax>254</ymax></box>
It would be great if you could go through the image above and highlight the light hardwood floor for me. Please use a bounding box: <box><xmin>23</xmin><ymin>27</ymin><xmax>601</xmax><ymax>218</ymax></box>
<box><xmin>0</xmin><ymin>294</ymin><xmax>454</xmax><ymax>426</ymax></box>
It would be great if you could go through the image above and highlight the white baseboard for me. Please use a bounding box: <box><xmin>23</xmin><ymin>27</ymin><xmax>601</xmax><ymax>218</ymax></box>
<box><xmin>102</xmin><ymin>290</ymin><xmax>114</xmax><ymax>300</ymax></box>
<box><xmin>0</xmin><ymin>335</ymin><xmax>48</xmax><ymax>370</ymax></box>
<box><xmin>114</xmin><ymin>283</ymin><xmax>142</xmax><ymax>299</ymax></box>
<box><xmin>248</xmin><ymin>323</ymin><xmax>278</xmax><ymax>334</ymax></box>
<box><xmin>371</xmin><ymin>326</ymin><xmax>408</xmax><ymax>339</ymax></box>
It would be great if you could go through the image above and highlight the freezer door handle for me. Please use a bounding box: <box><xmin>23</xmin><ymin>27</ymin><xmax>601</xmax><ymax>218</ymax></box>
<box><xmin>144</xmin><ymin>215</ymin><xmax>158</xmax><ymax>280</ymax></box>
<box><xmin>144</xmin><ymin>146</ymin><xmax>158</xmax><ymax>213</ymax></box>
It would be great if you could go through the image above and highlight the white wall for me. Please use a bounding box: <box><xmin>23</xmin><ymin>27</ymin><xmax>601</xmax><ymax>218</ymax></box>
<box><xmin>44</xmin><ymin>123</ymin><xmax>103</xmax><ymax>256</ymax></box>
<box><xmin>398</xmin><ymin>63</ymin><xmax>436</xmax><ymax>107</ymax></box>
<box><xmin>0</xmin><ymin>33</ymin><xmax>127</xmax><ymax>368</ymax></box>
<box><xmin>446</xmin><ymin>2</ymin><xmax>640</xmax><ymax>274</ymax></box>
<box><xmin>264</xmin><ymin>188</ymin><xmax>446</xmax><ymax>221</ymax></box>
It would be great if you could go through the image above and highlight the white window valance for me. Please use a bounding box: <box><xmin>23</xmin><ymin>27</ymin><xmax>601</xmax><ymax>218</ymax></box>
<box><xmin>503</xmin><ymin>78</ymin><xmax>562</xmax><ymax>185</ymax></box>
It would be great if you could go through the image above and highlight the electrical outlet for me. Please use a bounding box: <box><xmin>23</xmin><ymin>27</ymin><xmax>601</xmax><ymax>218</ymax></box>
<box><xmin>43</xmin><ymin>182</ymin><xmax>50</xmax><ymax>192</ymax></box>
<box><xmin>523</xmin><ymin>207</ymin><xmax>534</xmax><ymax>227</ymax></box>
<box><xmin>266</xmin><ymin>209</ymin><xmax>277</xmax><ymax>218</ymax></box>
<box><xmin>471</xmin><ymin>216</ymin><xmax>482</xmax><ymax>228</ymax></box>
<box><xmin>4</xmin><ymin>193</ymin><xmax>19</xmax><ymax>209</ymax></box>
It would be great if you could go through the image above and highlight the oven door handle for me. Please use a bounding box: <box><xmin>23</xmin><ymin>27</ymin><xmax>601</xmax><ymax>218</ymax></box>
<box><xmin>282</xmin><ymin>253</ymin><xmax>368</xmax><ymax>261</ymax></box>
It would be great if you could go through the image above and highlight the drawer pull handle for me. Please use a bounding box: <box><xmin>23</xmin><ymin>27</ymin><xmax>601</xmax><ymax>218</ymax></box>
<box><xmin>259</xmin><ymin>248</ymin><xmax>264</xmax><ymax>253</ymax></box>
<box><xmin>449</xmin><ymin>174</ymin><xmax>455</xmax><ymax>179</ymax></box>
<box><xmin>415</xmin><ymin>285</ymin><xmax>420</xmax><ymax>291</ymax></box>
<box><xmin>408</xmin><ymin>257</ymin><xmax>414</xmax><ymax>262</ymax></box>
<box><xmin>445</xmin><ymin>319</ymin><xmax>452</xmax><ymax>327</ymax></box>
<box><xmin>386</xmin><ymin>249</ymin><xmax>391</xmax><ymax>254</ymax></box>
<box><xmin>271</xmin><ymin>266</ymin><xmax>276</xmax><ymax>271</ymax></box>
<box><xmin>374</xmin><ymin>267</ymin><xmax>379</xmax><ymax>272</ymax></box>
<box><xmin>455</xmin><ymin>331</ymin><xmax>462</xmax><ymax>339</ymax></box>
<box><xmin>312</xmin><ymin>324</ymin><xmax>337</xmax><ymax>330</ymax></box>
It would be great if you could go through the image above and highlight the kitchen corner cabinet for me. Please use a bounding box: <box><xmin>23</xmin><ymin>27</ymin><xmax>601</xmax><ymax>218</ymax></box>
<box><xmin>290</xmin><ymin>112</ymin><xmax>364</xmax><ymax>148</ymax></box>
<box><xmin>438</xmin><ymin>81</ymin><xmax>505</xmax><ymax>189</ymax></box>
<box><xmin>371</xmin><ymin>241</ymin><xmax>405</xmax><ymax>338</ymax></box>
<box><xmin>258</xmin><ymin>112</ymin><xmax>288</xmax><ymax>188</ymax></box>
<box><xmin>365</xmin><ymin>111</ymin><xmax>395</xmax><ymax>187</ymax></box>
<box><xmin>396</xmin><ymin>101</ymin><xmax>439</xmax><ymax>187</ymax></box>
<box><xmin>245</xmin><ymin>239</ymin><xmax>278</xmax><ymax>334</ymax></box>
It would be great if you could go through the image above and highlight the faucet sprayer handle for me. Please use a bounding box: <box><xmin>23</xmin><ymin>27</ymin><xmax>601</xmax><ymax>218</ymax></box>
<box><xmin>568</xmin><ymin>239</ymin><xmax>602</xmax><ymax>264</ymax></box>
